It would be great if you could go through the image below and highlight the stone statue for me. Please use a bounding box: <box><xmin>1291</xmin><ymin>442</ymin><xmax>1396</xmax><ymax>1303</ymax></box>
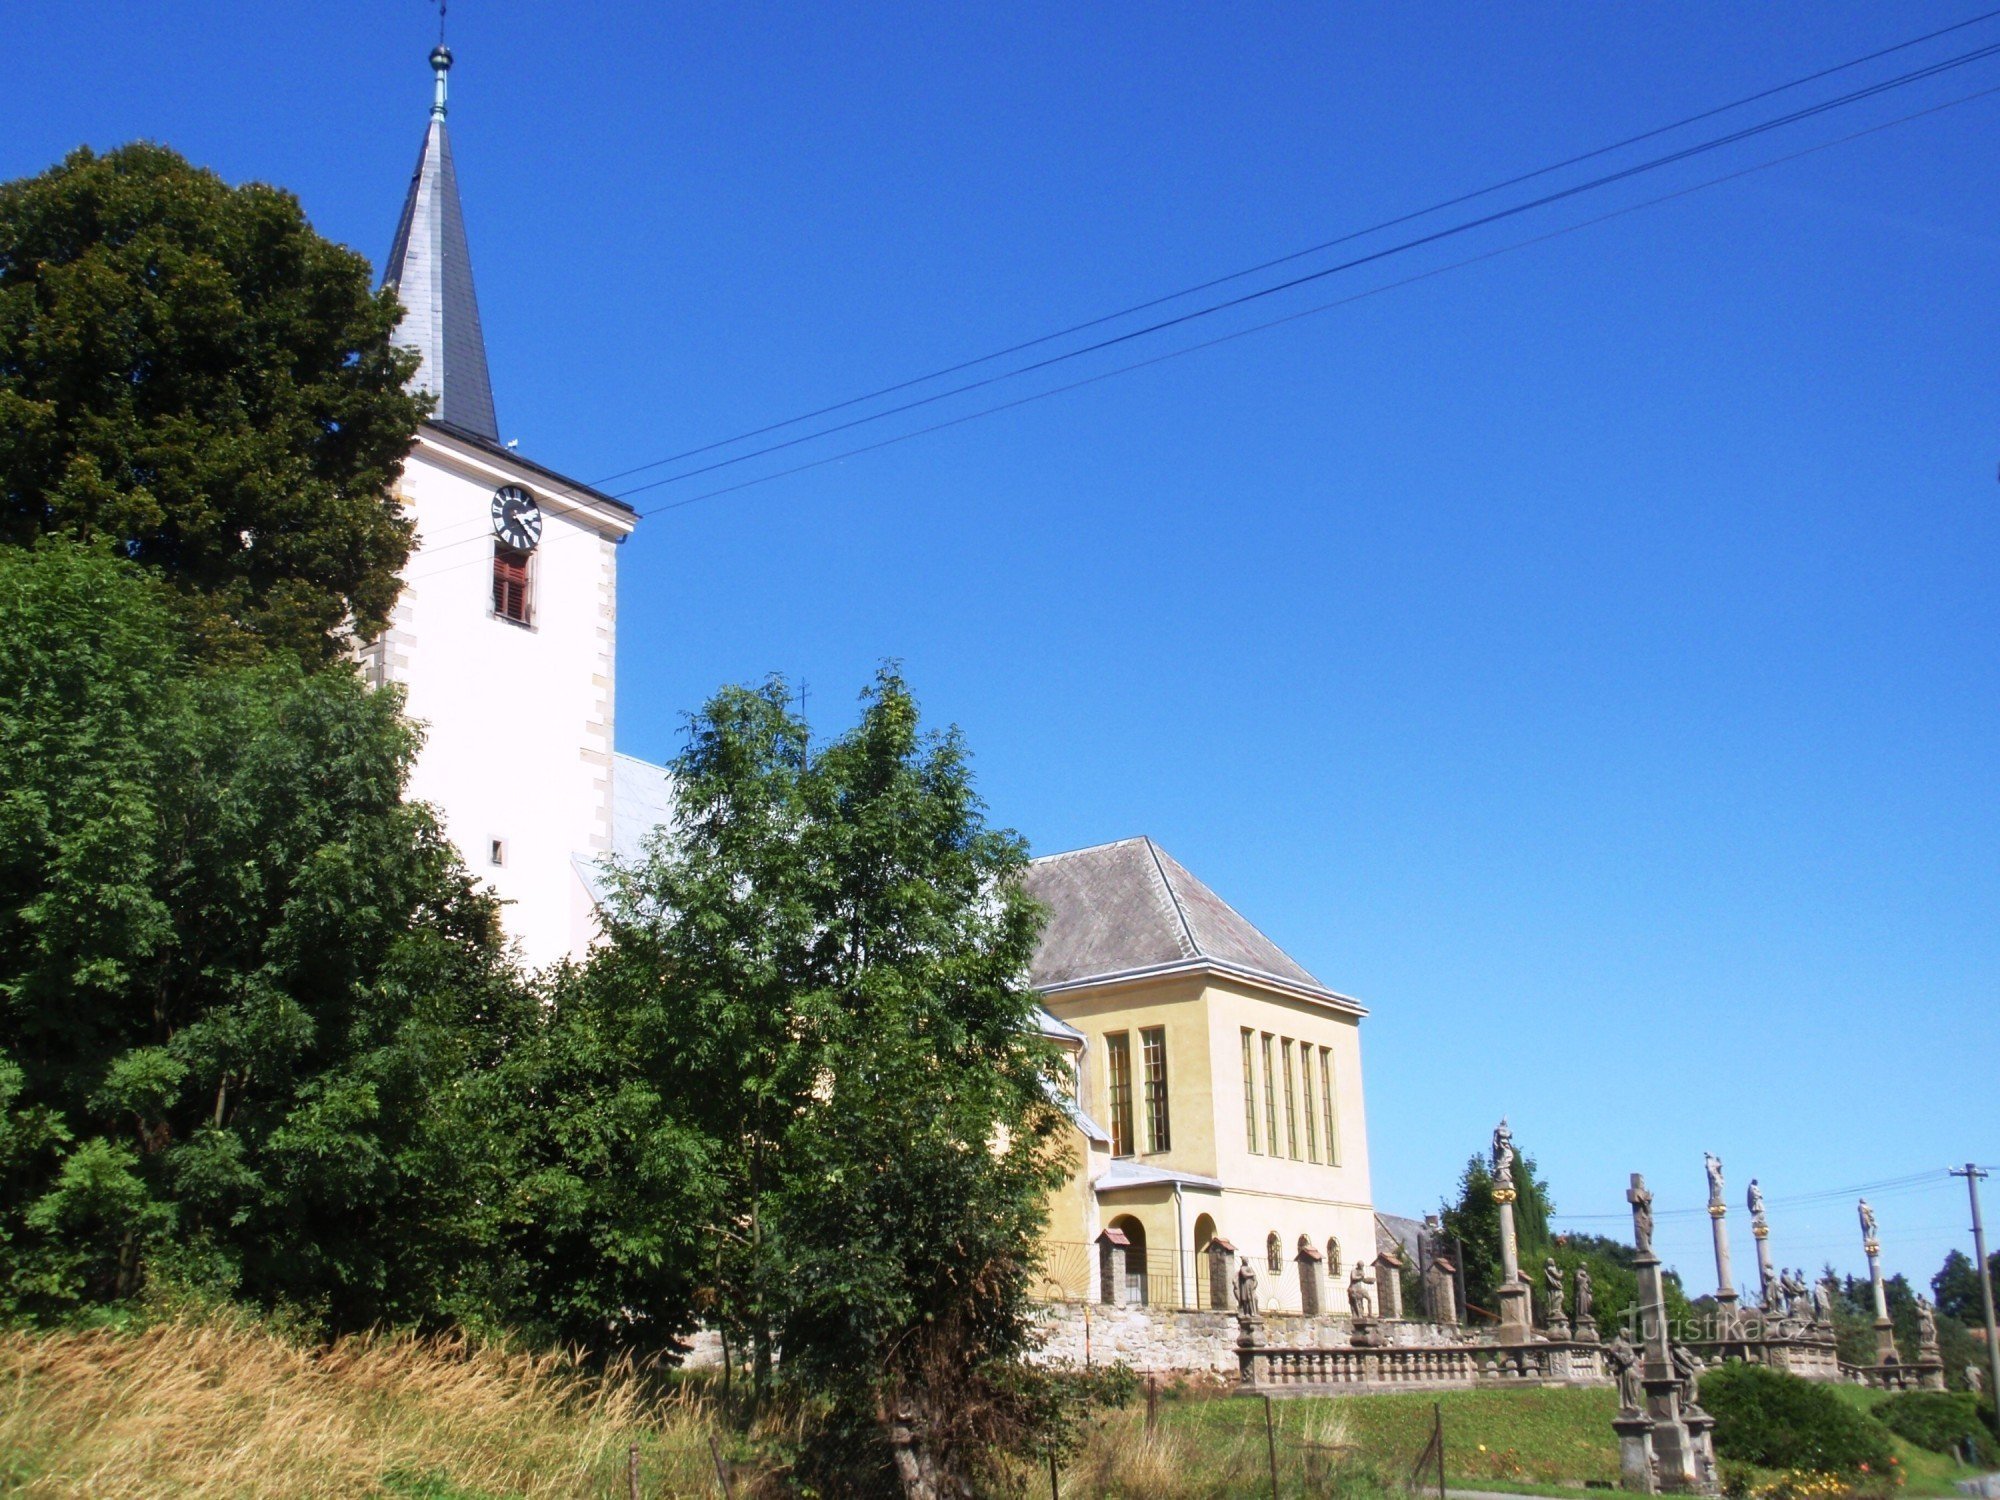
<box><xmin>1746</xmin><ymin>1178</ymin><xmax>1766</xmax><ymax>1220</ymax></box>
<box><xmin>1607</xmin><ymin>1331</ymin><xmax>1645</xmax><ymax>1414</ymax></box>
<box><xmin>1543</xmin><ymin>1258</ymin><xmax>1566</xmax><ymax>1323</ymax></box>
<box><xmin>1628</xmin><ymin>1174</ymin><xmax>1655</xmax><ymax>1255</ymax></box>
<box><xmin>1967</xmin><ymin>1363</ymin><xmax>1985</xmax><ymax>1395</ymax></box>
<box><xmin>1917</xmin><ymin>1296</ymin><xmax>1939</xmax><ymax>1350</ymax></box>
<box><xmin>1575</xmin><ymin>1263</ymin><xmax>1594</xmax><ymax>1322</ymax></box>
<box><xmin>1796</xmin><ymin>1271</ymin><xmax>1816</xmax><ymax>1321</ymax></box>
<box><xmin>1492</xmin><ymin>1117</ymin><xmax>1515</xmax><ymax>1181</ymax></box>
<box><xmin>1811</xmin><ymin>1277</ymin><xmax>1833</xmax><ymax>1325</ymax></box>
<box><xmin>1859</xmin><ymin>1198</ymin><xmax>1877</xmax><ymax>1241</ymax></box>
<box><xmin>1233</xmin><ymin>1260</ymin><xmax>1259</xmax><ymax>1318</ymax></box>
<box><xmin>1348</xmin><ymin>1259</ymin><xmax>1375</xmax><ymax>1317</ymax></box>
<box><xmin>1705</xmin><ymin>1152</ymin><xmax>1725</xmax><ymax>1210</ymax></box>
<box><xmin>1671</xmin><ymin>1342</ymin><xmax>1704</xmax><ymax>1411</ymax></box>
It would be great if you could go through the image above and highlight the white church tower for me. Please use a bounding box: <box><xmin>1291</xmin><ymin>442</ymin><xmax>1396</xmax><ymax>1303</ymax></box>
<box><xmin>364</xmin><ymin>44</ymin><xmax>639</xmax><ymax>968</ymax></box>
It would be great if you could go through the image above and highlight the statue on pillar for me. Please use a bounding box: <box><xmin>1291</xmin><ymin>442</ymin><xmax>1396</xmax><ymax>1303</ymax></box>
<box><xmin>1671</xmin><ymin>1343</ymin><xmax>1706</xmax><ymax>1413</ymax></box>
<box><xmin>1859</xmin><ymin>1199</ymin><xmax>1878</xmax><ymax>1242</ymax></box>
<box><xmin>1628</xmin><ymin>1175</ymin><xmax>1655</xmax><ymax>1255</ymax></box>
<box><xmin>1606</xmin><ymin>1331</ymin><xmax>1645</xmax><ymax>1414</ymax></box>
<box><xmin>1233</xmin><ymin>1260</ymin><xmax>1259</xmax><ymax>1318</ymax></box>
<box><xmin>1917</xmin><ymin>1296</ymin><xmax>1939</xmax><ymax>1353</ymax></box>
<box><xmin>1347</xmin><ymin>1259</ymin><xmax>1375</xmax><ymax>1318</ymax></box>
<box><xmin>1492</xmin><ymin>1117</ymin><xmax>1515</xmax><ymax>1182</ymax></box>
<box><xmin>1704</xmin><ymin>1153</ymin><xmax>1725</xmax><ymax>1210</ymax></box>
<box><xmin>1746</xmin><ymin>1179</ymin><xmax>1765</xmax><ymax>1221</ymax></box>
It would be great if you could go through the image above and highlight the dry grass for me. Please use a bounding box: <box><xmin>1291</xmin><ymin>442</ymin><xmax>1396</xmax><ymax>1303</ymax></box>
<box><xmin>0</xmin><ymin>1314</ymin><xmax>744</xmax><ymax>1498</ymax></box>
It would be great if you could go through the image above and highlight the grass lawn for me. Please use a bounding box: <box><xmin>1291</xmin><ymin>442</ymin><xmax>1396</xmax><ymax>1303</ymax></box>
<box><xmin>1080</xmin><ymin>1384</ymin><xmax>1623</xmax><ymax>1498</ymax></box>
<box><xmin>1820</xmin><ymin>1384</ymin><xmax>1992</xmax><ymax>1497</ymax></box>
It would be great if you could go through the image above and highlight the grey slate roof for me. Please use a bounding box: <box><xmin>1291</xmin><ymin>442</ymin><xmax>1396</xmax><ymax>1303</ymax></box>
<box><xmin>384</xmin><ymin>112</ymin><xmax>499</xmax><ymax>440</ymax></box>
<box><xmin>1023</xmin><ymin>837</ymin><xmax>1356</xmax><ymax>1007</ymax></box>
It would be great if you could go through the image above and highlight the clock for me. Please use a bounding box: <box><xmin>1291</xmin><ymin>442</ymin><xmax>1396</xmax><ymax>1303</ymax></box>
<box><xmin>490</xmin><ymin>485</ymin><xmax>543</xmax><ymax>552</ymax></box>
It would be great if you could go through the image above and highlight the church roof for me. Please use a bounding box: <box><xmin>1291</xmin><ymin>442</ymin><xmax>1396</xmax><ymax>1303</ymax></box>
<box><xmin>384</xmin><ymin>47</ymin><xmax>500</xmax><ymax>441</ymax></box>
<box><xmin>1022</xmin><ymin>836</ymin><xmax>1361</xmax><ymax>1012</ymax></box>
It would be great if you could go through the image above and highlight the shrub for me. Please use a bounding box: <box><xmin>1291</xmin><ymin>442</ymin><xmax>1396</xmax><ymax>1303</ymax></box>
<box><xmin>1872</xmin><ymin>1389</ymin><xmax>1996</xmax><ymax>1462</ymax></box>
<box><xmin>1700</xmin><ymin>1363</ymin><xmax>1894</xmax><ymax>1475</ymax></box>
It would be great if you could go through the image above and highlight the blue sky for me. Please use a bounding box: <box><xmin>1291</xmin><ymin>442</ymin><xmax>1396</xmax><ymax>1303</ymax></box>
<box><xmin>7</xmin><ymin>2</ymin><xmax>1997</xmax><ymax>1296</ymax></box>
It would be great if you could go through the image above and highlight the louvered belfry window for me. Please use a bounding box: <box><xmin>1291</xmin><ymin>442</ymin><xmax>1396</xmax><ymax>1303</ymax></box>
<box><xmin>492</xmin><ymin>543</ymin><xmax>532</xmax><ymax>625</ymax></box>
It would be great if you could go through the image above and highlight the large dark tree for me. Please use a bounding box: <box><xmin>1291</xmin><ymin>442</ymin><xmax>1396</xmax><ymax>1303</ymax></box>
<box><xmin>0</xmin><ymin>543</ymin><xmax>527</xmax><ymax>1325</ymax></box>
<box><xmin>0</xmin><ymin>144</ymin><xmax>424</xmax><ymax>663</ymax></box>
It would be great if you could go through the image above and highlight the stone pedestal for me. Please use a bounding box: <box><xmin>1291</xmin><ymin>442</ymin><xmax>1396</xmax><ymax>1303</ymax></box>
<box><xmin>1682</xmin><ymin>1409</ymin><xmax>1720</xmax><ymax>1495</ymax></box>
<box><xmin>1349</xmin><ymin>1316</ymin><xmax>1384</xmax><ymax>1349</ymax></box>
<box><xmin>1614</xmin><ymin>1414</ymin><xmax>1658</xmax><ymax>1494</ymax></box>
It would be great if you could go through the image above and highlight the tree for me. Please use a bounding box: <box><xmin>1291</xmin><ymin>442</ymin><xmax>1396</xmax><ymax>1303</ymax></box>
<box><xmin>1438</xmin><ymin>1149</ymin><xmax>1553</xmax><ymax>1314</ymax></box>
<box><xmin>0</xmin><ymin>145</ymin><xmax>425</xmax><ymax>664</ymax></box>
<box><xmin>554</xmin><ymin>670</ymin><xmax>1070</xmax><ymax>1487</ymax></box>
<box><xmin>0</xmin><ymin>542</ymin><xmax>527</xmax><ymax>1325</ymax></box>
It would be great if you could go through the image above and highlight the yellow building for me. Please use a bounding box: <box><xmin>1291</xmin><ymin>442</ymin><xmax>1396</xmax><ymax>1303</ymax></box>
<box><xmin>1024</xmin><ymin>837</ymin><xmax>1375</xmax><ymax>1316</ymax></box>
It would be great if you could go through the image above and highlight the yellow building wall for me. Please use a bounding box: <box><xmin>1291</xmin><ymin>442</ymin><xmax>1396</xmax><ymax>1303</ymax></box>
<box><xmin>1038</xmin><ymin>970</ymin><xmax>1377</xmax><ymax>1315</ymax></box>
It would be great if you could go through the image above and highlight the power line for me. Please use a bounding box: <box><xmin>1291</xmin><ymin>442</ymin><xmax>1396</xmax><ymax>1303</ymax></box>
<box><xmin>1551</xmin><ymin>1169</ymin><xmax>1956</xmax><ymax>1223</ymax></box>
<box><xmin>604</xmin><ymin>37</ymin><xmax>2000</xmax><ymax>503</ymax></box>
<box><xmin>585</xmin><ymin>5</ymin><xmax>2000</xmax><ymax>490</ymax></box>
<box><xmin>402</xmin><ymin>77</ymin><xmax>2000</xmax><ymax>585</ymax></box>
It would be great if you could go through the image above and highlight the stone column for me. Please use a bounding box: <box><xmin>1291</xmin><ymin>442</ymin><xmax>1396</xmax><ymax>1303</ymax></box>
<box><xmin>1629</xmin><ymin>1173</ymin><xmax>1708</xmax><ymax>1493</ymax></box>
<box><xmin>1493</xmin><ymin>1169</ymin><xmax>1533</xmax><ymax>1344</ymax></box>
<box><xmin>1749</xmin><ymin>1189</ymin><xmax>1777</xmax><ymax>1317</ymax></box>
<box><xmin>1706</xmin><ymin>1172</ymin><xmax>1739</xmax><ymax>1340</ymax></box>
<box><xmin>1860</xmin><ymin>1200</ymin><xmax>1897</xmax><ymax>1367</ymax></box>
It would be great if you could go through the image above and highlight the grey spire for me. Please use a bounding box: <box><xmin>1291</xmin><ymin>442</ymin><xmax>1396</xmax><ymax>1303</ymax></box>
<box><xmin>383</xmin><ymin>44</ymin><xmax>499</xmax><ymax>440</ymax></box>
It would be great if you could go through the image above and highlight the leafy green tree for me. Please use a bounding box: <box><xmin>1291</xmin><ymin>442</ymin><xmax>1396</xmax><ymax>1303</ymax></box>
<box><xmin>0</xmin><ymin>145</ymin><xmax>425</xmax><ymax>663</ymax></box>
<box><xmin>562</xmin><ymin>670</ymin><xmax>1070</xmax><ymax>1486</ymax></box>
<box><xmin>1437</xmin><ymin>1149</ymin><xmax>1553</xmax><ymax>1315</ymax></box>
<box><xmin>0</xmin><ymin>542</ymin><xmax>526</xmax><ymax>1325</ymax></box>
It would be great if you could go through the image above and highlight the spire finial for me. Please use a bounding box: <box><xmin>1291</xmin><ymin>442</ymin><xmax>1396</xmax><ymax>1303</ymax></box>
<box><xmin>429</xmin><ymin>1</ymin><xmax>451</xmax><ymax>119</ymax></box>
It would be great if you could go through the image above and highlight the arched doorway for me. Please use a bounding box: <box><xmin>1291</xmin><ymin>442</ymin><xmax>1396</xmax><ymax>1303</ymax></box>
<box><xmin>1193</xmin><ymin>1214</ymin><xmax>1221</xmax><ymax>1309</ymax></box>
<box><xmin>1110</xmin><ymin>1214</ymin><xmax>1149</xmax><ymax>1306</ymax></box>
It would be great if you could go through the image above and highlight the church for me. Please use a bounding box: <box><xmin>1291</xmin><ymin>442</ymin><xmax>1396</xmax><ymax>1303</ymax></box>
<box><xmin>370</xmin><ymin>46</ymin><xmax>1378</xmax><ymax>1315</ymax></box>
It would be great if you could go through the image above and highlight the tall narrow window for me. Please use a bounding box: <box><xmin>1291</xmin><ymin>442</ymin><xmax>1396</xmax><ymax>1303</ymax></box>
<box><xmin>1106</xmin><ymin>1032</ymin><xmax>1133</xmax><ymax>1158</ymax></box>
<box><xmin>1301</xmin><ymin>1045</ymin><xmax>1319</xmax><ymax>1163</ymax></box>
<box><xmin>1261</xmin><ymin>1034</ymin><xmax>1278</xmax><ymax>1156</ymax></box>
<box><xmin>492</xmin><ymin>543</ymin><xmax>532</xmax><ymax>625</ymax></box>
<box><xmin>1319</xmin><ymin>1045</ymin><xmax>1340</xmax><ymax>1165</ymax></box>
<box><xmin>1240</xmin><ymin>1029</ymin><xmax>1259</xmax><ymax>1153</ymax></box>
<box><xmin>1281</xmin><ymin>1038</ymin><xmax>1300</xmax><ymax>1159</ymax></box>
<box><xmin>1139</xmin><ymin>1027</ymin><xmax>1170</xmax><ymax>1153</ymax></box>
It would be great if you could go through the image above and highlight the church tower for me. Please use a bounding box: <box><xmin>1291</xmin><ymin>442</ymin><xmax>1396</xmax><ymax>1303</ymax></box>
<box><xmin>367</xmin><ymin>44</ymin><xmax>639</xmax><ymax>968</ymax></box>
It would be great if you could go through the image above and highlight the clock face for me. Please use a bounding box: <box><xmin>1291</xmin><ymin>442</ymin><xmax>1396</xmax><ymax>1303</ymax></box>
<box><xmin>490</xmin><ymin>485</ymin><xmax>543</xmax><ymax>551</ymax></box>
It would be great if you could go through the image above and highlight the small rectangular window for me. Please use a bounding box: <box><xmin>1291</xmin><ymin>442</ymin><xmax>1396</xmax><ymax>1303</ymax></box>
<box><xmin>1282</xmin><ymin>1038</ymin><xmax>1299</xmax><ymax>1159</ymax></box>
<box><xmin>492</xmin><ymin>543</ymin><xmax>532</xmax><ymax>625</ymax></box>
<box><xmin>489</xmin><ymin>839</ymin><xmax>506</xmax><ymax>867</ymax></box>
<box><xmin>1141</xmin><ymin>1026</ymin><xmax>1170</xmax><ymax>1154</ymax></box>
<box><xmin>1106</xmin><ymin>1032</ymin><xmax>1133</xmax><ymax>1159</ymax></box>
<box><xmin>1240</xmin><ymin>1028</ymin><xmax>1258</xmax><ymax>1153</ymax></box>
<box><xmin>1301</xmin><ymin>1045</ymin><xmax>1319</xmax><ymax>1163</ymax></box>
<box><xmin>1320</xmin><ymin>1045</ymin><xmax>1340</xmax><ymax>1166</ymax></box>
<box><xmin>1261</xmin><ymin>1033</ymin><xmax>1277</xmax><ymax>1157</ymax></box>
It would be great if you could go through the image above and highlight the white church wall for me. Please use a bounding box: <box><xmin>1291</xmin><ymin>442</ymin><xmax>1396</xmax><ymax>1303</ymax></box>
<box><xmin>383</xmin><ymin>428</ymin><xmax>633</xmax><ymax>969</ymax></box>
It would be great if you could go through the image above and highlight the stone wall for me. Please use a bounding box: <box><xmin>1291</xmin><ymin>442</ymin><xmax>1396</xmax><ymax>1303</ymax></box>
<box><xmin>1027</xmin><ymin>1302</ymin><xmax>1468</xmax><ymax>1374</ymax></box>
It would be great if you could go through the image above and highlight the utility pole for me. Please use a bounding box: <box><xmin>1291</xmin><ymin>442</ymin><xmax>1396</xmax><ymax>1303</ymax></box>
<box><xmin>1950</xmin><ymin>1163</ymin><xmax>2000</xmax><ymax>1420</ymax></box>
